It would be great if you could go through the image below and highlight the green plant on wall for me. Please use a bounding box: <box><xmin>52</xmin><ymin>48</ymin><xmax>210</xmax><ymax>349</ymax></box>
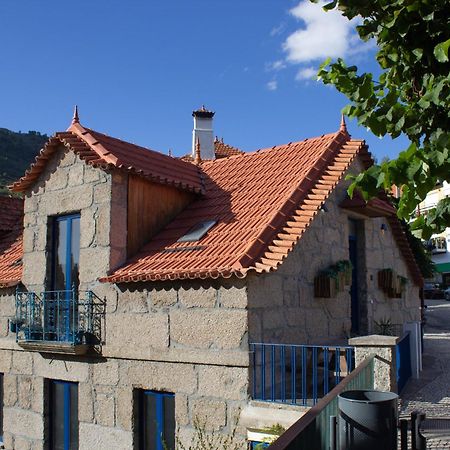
<box><xmin>374</xmin><ymin>317</ymin><xmax>395</xmax><ymax>336</ymax></box>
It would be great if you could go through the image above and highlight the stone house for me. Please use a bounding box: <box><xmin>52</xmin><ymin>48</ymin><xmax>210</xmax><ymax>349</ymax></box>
<box><xmin>0</xmin><ymin>108</ymin><xmax>422</xmax><ymax>449</ymax></box>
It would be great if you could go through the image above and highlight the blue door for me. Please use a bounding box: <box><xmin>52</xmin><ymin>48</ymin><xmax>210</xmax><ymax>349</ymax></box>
<box><xmin>49</xmin><ymin>214</ymin><xmax>80</xmax><ymax>341</ymax></box>
<box><xmin>349</xmin><ymin>220</ymin><xmax>359</xmax><ymax>333</ymax></box>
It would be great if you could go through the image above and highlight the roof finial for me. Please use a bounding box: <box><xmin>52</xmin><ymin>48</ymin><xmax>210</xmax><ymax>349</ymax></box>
<box><xmin>194</xmin><ymin>137</ymin><xmax>202</xmax><ymax>165</ymax></box>
<box><xmin>72</xmin><ymin>105</ymin><xmax>80</xmax><ymax>124</ymax></box>
<box><xmin>340</xmin><ymin>114</ymin><xmax>347</xmax><ymax>133</ymax></box>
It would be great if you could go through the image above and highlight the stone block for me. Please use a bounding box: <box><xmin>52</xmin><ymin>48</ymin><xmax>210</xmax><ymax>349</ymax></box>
<box><xmin>59</xmin><ymin>149</ymin><xmax>76</xmax><ymax>167</ymax></box>
<box><xmin>96</xmin><ymin>206</ymin><xmax>111</xmax><ymax>247</ymax></box>
<box><xmin>68</xmin><ymin>162</ymin><xmax>84</xmax><ymax>187</ymax></box>
<box><xmin>190</xmin><ymin>397</ymin><xmax>227</xmax><ymax>431</ymax></box>
<box><xmin>4</xmin><ymin>374</ymin><xmax>17</xmax><ymax>407</ymax></box>
<box><xmin>31</xmin><ymin>377</ymin><xmax>44</xmax><ymax>414</ymax></box>
<box><xmin>22</xmin><ymin>252</ymin><xmax>46</xmax><ymax>286</ymax></box>
<box><xmin>179</xmin><ymin>287</ymin><xmax>217</xmax><ymax>308</ymax></box>
<box><xmin>80</xmin><ymin>208</ymin><xmax>97</xmax><ymax>249</ymax></box>
<box><xmin>95</xmin><ymin>391</ymin><xmax>116</xmax><ymax>427</ymax></box>
<box><xmin>79</xmin><ymin>246</ymin><xmax>110</xmax><ymax>282</ymax></box>
<box><xmin>78</xmin><ymin>382</ymin><xmax>94</xmax><ymax>423</ymax></box>
<box><xmin>4</xmin><ymin>408</ymin><xmax>43</xmax><ymax>440</ymax></box>
<box><xmin>116</xmin><ymin>289</ymin><xmax>148</xmax><ymax>314</ymax></box>
<box><xmin>33</xmin><ymin>354</ymin><xmax>89</xmax><ymax>382</ymax></box>
<box><xmin>93</xmin><ymin>359</ymin><xmax>119</xmax><ymax>386</ymax></box>
<box><xmin>106</xmin><ymin>312</ymin><xmax>169</xmax><ymax>357</ymax></box>
<box><xmin>170</xmin><ymin>309</ymin><xmax>247</xmax><ymax>350</ymax></box>
<box><xmin>79</xmin><ymin>423</ymin><xmax>132</xmax><ymax>450</ymax></box>
<box><xmin>18</xmin><ymin>376</ymin><xmax>33</xmax><ymax>409</ymax></box>
<box><xmin>175</xmin><ymin>393</ymin><xmax>189</xmax><ymax>427</ymax></box>
<box><xmin>247</xmin><ymin>275</ymin><xmax>283</xmax><ymax>308</ymax></box>
<box><xmin>150</xmin><ymin>288</ymin><xmax>178</xmax><ymax>307</ymax></box>
<box><xmin>116</xmin><ymin>386</ymin><xmax>133</xmax><ymax>431</ymax></box>
<box><xmin>46</xmin><ymin>166</ymin><xmax>68</xmax><ymax>191</ymax></box>
<box><xmin>124</xmin><ymin>361</ymin><xmax>197</xmax><ymax>395</ymax></box>
<box><xmin>12</xmin><ymin>351</ymin><xmax>33</xmax><ymax>375</ymax></box>
<box><xmin>219</xmin><ymin>286</ymin><xmax>247</xmax><ymax>308</ymax></box>
<box><xmin>84</xmin><ymin>166</ymin><xmax>101</xmax><ymax>183</ymax></box>
<box><xmin>22</xmin><ymin>228</ymin><xmax>35</xmax><ymax>254</ymax></box>
<box><xmin>13</xmin><ymin>436</ymin><xmax>31</xmax><ymax>450</ymax></box>
<box><xmin>3</xmin><ymin>431</ymin><xmax>14</xmax><ymax>450</ymax></box>
<box><xmin>93</xmin><ymin>182</ymin><xmax>111</xmax><ymax>204</ymax></box>
<box><xmin>31</xmin><ymin>441</ymin><xmax>44</xmax><ymax>450</ymax></box>
<box><xmin>0</xmin><ymin>349</ymin><xmax>12</xmax><ymax>373</ymax></box>
<box><xmin>197</xmin><ymin>366</ymin><xmax>248</xmax><ymax>401</ymax></box>
<box><xmin>40</xmin><ymin>184</ymin><xmax>93</xmax><ymax>215</ymax></box>
<box><xmin>24</xmin><ymin>195</ymin><xmax>39</xmax><ymax>214</ymax></box>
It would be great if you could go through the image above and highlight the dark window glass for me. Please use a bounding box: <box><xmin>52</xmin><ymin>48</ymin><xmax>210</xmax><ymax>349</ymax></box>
<box><xmin>52</xmin><ymin>214</ymin><xmax>80</xmax><ymax>292</ymax></box>
<box><xmin>135</xmin><ymin>390</ymin><xmax>175</xmax><ymax>450</ymax></box>
<box><xmin>49</xmin><ymin>380</ymin><xmax>78</xmax><ymax>450</ymax></box>
<box><xmin>0</xmin><ymin>373</ymin><xmax>3</xmax><ymax>442</ymax></box>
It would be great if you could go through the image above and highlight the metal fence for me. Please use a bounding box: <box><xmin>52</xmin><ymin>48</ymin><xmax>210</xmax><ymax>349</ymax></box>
<box><xmin>269</xmin><ymin>354</ymin><xmax>375</xmax><ymax>450</ymax></box>
<box><xmin>250</xmin><ymin>343</ymin><xmax>355</xmax><ymax>406</ymax></box>
<box><xmin>396</xmin><ymin>331</ymin><xmax>412</xmax><ymax>394</ymax></box>
<box><xmin>15</xmin><ymin>289</ymin><xmax>104</xmax><ymax>346</ymax></box>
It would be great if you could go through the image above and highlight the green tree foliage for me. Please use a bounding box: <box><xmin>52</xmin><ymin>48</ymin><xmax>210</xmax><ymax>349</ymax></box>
<box><xmin>314</xmin><ymin>0</ymin><xmax>450</xmax><ymax>239</ymax></box>
<box><xmin>0</xmin><ymin>128</ymin><xmax>48</xmax><ymax>194</ymax></box>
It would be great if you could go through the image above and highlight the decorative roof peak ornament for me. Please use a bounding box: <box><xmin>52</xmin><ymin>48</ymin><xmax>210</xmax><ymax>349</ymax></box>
<box><xmin>340</xmin><ymin>114</ymin><xmax>347</xmax><ymax>133</ymax></box>
<box><xmin>194</xmin><ymin>137</ymin><xmax>202</xmax><ymax>165</ymax></box>
<box><xmin>72</xmin><ymin>105</ymin><xmax>80</xmax><ymax>124</ymax></box>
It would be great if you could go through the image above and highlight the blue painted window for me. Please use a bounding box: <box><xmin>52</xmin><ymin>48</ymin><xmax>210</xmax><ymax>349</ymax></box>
<box><xmin>135</xmin><ymin>390</ymin><xmax>175</xmax><ymax>450</ymax></box>
<box><xmin>51</xmin><ymin>214</ymin><xmax>80</xmax><ymax>292</ymax></box>
<box><xmin>0</xmin><ymin>373</ymin><xmax>3</xmax><ymax>443</ymax></box>
<box><xmin>49</xmin><ymin>380</ymin><xmax>78</xmax><ymax>450</ymax></box>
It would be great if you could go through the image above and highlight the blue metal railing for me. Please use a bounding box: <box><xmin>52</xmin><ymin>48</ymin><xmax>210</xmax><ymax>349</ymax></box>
<box><xmin>396</xmin><ymin>331</ymin><xmax>412</xmax><ymax>393</ymax></box>
<box><xmin>250</xmin><ymin>343</ymin><xmax>355</xmax><ymax>406</ymax></box>
<box><xmin>15</xmin><ymin>289</ymin><xmax>103</xmax><ymax>346</ymax></box>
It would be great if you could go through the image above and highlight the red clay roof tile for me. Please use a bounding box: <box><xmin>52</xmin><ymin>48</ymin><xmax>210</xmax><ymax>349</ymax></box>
<box><xmin>10</xmin><ymin>123</ymin><xmax>203</xmax><ymax>194</ymax></box>
<box><xmin>102</xmin><ymin>129</ymin><xmax>363</xmax><ymax>283</ymax></box>
<box><xmin>0</xmin><ymin>197</ymin><xmax>23</xmax><ymax>287</ymax></box>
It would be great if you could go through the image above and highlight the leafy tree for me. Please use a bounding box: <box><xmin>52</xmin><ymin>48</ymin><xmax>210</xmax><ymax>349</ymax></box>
<box><xmin>314</xmin><ymin>0</ymin><xmax>450</xmax><ymax>239</ymax></box>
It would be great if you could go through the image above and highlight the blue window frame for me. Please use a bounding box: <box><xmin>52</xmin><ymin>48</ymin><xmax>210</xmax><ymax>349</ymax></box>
<box><xmin>48</xmin><ymin>380</ymin><xmax>78</xmax><ymax>450</ymax></box>
<box><xmin>0</xmin><ymin>373</ymin><xmax>3</xmax><ymax>443</ymax></box>
<box><xmin>135</xmin><ymin>390</ymin><xmax>175</xmax><ymax>450</ymax></box>
<box><xmin>48</xmin><ymin>214</ymin><xmax>80</xmax><ymax>342</ymax></box>
<box><xmin>51</xmin><ymin>214</ymin><xmax>80</xmax><ymax>292</ymax></box>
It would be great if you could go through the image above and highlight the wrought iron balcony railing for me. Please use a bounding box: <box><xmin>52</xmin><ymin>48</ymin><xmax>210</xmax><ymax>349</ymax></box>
<box><xmin>15</xmin><ymin>289</ymin><xmax>104</xmax><ymax>354</ymax></box>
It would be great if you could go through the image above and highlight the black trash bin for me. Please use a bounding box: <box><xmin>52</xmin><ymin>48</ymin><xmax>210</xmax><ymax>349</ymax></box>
<box><xmin>338</xmin><ymin>390</ymin><xmax>398</xmax><ymax>450</ymax></box>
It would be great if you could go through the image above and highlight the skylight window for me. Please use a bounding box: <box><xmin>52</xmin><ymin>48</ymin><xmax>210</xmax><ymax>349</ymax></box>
<box><xmin>177</xmin><ymin>220</ymin><xmax>216</xmax><ymax>243</ymax></box>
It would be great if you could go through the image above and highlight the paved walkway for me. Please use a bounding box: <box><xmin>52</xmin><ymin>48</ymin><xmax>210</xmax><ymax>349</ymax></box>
<box><xmin>399</xmin><ymin>299</ymin><xmax>450</xmax><ymax>448</ymax></box>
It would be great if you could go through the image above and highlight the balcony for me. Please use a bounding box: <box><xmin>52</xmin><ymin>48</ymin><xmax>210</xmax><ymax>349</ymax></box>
<box><xmin>15</xmin><ymin>290</ymin><xmax>105</xmax><ymax>355</ymax></box>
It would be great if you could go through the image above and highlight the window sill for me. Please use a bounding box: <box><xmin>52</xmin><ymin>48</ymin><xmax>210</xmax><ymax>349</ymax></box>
<box><xmin>17</xmin><ymin>341</ymin><xmax>93</xmax><ymax>355</ymax></box>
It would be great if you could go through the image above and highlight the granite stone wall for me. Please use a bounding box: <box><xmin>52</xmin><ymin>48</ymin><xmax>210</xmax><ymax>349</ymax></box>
<box><xmin>247</xmin><ymin>157</ymin><xmax>421</xmax><ymax>346</ymax></box>
<box><xmin>0</xmin><ymin>146</ymin><xmax>251</xmax><ymax>448</ymax></box>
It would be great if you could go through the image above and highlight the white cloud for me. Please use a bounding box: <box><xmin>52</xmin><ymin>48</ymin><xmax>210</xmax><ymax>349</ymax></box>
<box><xmin>270</xmin><ymin>23</ymin><xmax>286</xmax><ymax>37</ymax></box>
<box><xmin>296</xmin><ymin>66</ymin><xmax>317</xmax><ymax>81</ymax></box>
<box><xmin>266</xmin><ymin>80</ymin><xmax>278</xmax><ymax>91</ymax></box>
<box><xmin>266</xmin><ymin>60</ymin><xmax>287</xmax><ymax>72</ymax></box>
<box><xmin>283</xmin><ymin>1</ymin><xmax>366</xmax><ymax>64</ymax></box>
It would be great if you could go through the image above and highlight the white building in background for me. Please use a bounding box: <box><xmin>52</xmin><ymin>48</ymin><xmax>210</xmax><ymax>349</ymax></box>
<box><xmin>418</xmin><ymin>182</ymin><xmax>450</xmax><ymax>285</ymax></box>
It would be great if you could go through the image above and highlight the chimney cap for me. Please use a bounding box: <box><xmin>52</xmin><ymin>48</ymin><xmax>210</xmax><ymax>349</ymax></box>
<box><xmin>192</xmin><ymin>105</ymin><xmax>215</xmax><ymax>118</ymax></box>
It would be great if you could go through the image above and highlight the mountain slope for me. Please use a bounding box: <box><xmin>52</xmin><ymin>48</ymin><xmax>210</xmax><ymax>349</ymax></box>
<box><xmin>0</xmin><ymin>128</ymin><xmax>48</xmax><ymax>194</ymax></box>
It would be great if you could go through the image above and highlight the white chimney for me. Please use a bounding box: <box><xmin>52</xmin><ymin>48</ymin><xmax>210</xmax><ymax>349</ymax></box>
<box><xmin>192</xmin><ymin>106</ymin><xmax>215</xmax><ymax>160</ymax></box>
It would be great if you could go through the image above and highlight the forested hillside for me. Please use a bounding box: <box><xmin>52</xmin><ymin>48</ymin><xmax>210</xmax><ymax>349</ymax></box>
<box><xmin>0</xmin><ymin>128</ymin><xmax>48</xmax><ymax>194</ymax></box>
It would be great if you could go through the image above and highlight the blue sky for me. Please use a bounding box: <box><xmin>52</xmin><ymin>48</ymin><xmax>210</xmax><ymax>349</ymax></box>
<box><xmin>0</xmin><ymin>0</ymin><xmax>408</xmax><ymax>161</ymax></box>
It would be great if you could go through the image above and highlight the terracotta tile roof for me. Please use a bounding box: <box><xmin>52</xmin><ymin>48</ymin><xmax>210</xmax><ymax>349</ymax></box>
<box><xmin>180</xmin><ymin>138</ymin><xmax>243</xmax><ymax>162</ymax></box>
<box><xmin>103</xmin><ymin>129</ymin><xmax>382</xmax><ymax>283</ymax></box>
<box><xmin>0</xmin><ymin>196</ymin><xmax>23</xmax><ymax>287</ymax></box>
<box><xmin>213</xmin><ymin>137</ymin><xmax>243</xmax><ymax>158</ymax></box>
<box><xmin>10</xmin><ymin>122</ymin><xmax>203</xmax><ymax>194</ymax></box>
